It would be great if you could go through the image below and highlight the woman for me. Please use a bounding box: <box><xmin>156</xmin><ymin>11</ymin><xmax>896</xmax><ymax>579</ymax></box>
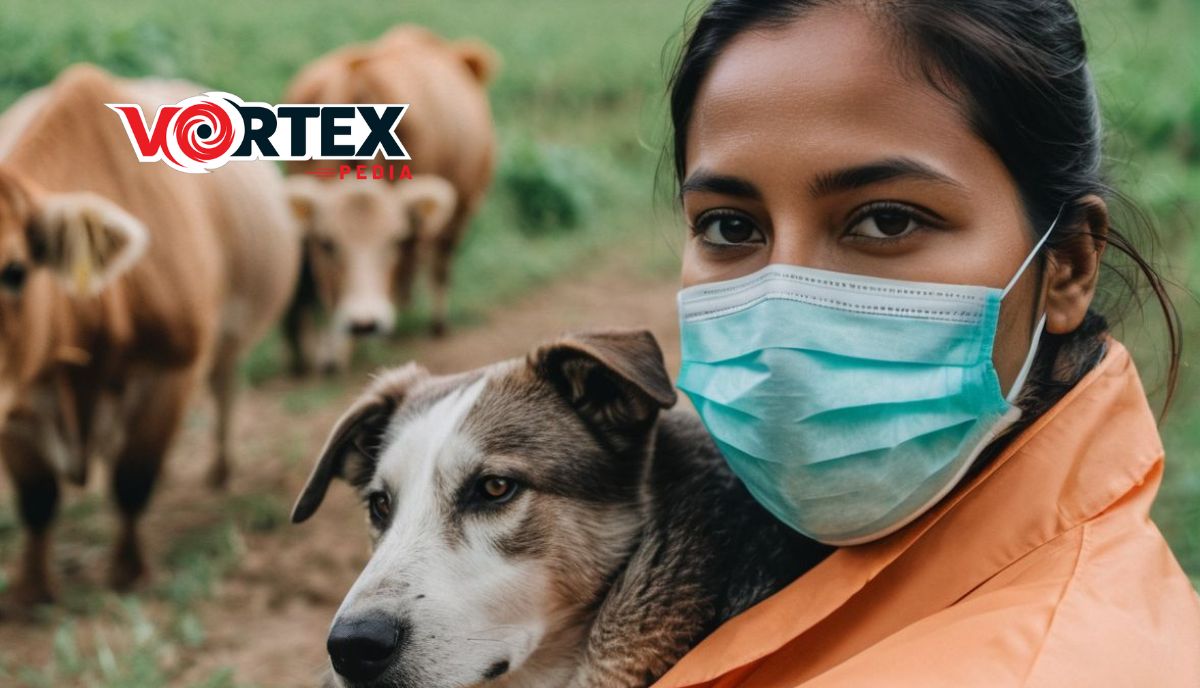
<box><xmin>655</xmin><ymin>1</ymin><xmax>1200</xmax><ymax>686</ymax></box>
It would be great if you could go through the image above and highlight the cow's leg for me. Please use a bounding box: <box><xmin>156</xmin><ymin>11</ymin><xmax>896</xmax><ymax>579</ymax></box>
<box><xmin>0</xmin><ymin>431</ymin><xmax>58</xmax><ymax>607</ymax></box>
<box><xmin>429</xmin><ymin>233</ymin><xmax>458</xmax><ymax>338</ymax></box>
<box><xmin>394</xmin><ymin>234</ymin><xmax>419</xmax><ymax>314</ymax></box>
<box><xmin>283</xmin><ymin>294</ymin><xmax>313</xmax><ymax>378</ymax></box>
<box><xmin>206</xmin><ymin>334</ymin><xmax>241</xmax><ymax>490</ymax></box>
<box><xmin>108</xmin><ymin>370</ymin><xmax>190</xmax><ymax>591</ymax></box>
<box><xmin>284</xmin><ymin>254</ymin><xmax>320</xmax><ymax>377</ymax></box>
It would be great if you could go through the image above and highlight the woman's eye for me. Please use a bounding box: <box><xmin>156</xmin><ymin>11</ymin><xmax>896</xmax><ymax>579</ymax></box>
<box><xmin>368</xmin><ymin>491</ymin><xmax>391</xmax><ymax>526</ymax></box>
<box><xmin>845</xmin><ymin>208</ymin><xmax>921</xmax><ymax>240</ymax></box>
<box><xmin>475</xmin><ymin>476</ymin><xmax>520</xmax><ymax>504</ymax></box>
<box><xmin>695</xmin><ymin>213</ymin><xmax>764</xmax><ymax>246</ymax></box>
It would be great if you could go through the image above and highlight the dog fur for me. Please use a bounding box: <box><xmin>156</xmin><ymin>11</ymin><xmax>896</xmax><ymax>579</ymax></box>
<box><xmin>292</xmin><ymin>330</ymin><xmax>829</xmax><ymax>688</ymax></box>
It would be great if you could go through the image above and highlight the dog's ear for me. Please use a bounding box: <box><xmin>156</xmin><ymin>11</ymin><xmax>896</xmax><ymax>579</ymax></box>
<box><xmin>529</xmin><ymin>330</ymin><xmax>676</xmax><ymax>441</ymax></box>
<box><xmin>291</xmin><ymin>363</ymin><xmax>428</xmax><ymax>523</ymax></box>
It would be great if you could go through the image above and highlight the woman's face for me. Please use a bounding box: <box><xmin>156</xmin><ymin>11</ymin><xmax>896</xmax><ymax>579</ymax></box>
<box><xmin>680</xmin><ymin>6</ymin><xmax>1047</xmax><ymax>394</ymax></box>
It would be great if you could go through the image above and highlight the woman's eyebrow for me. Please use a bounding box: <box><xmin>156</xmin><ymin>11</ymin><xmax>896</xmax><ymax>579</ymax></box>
<box><xmin>809</xmin><ymin>158</ymin><xmax>965</xmax><ymax>196</ymax></box>
<box><xmin>679</xmin><ymin>170</ymin><xmax>762</xmax><ymax>200</ymax></box>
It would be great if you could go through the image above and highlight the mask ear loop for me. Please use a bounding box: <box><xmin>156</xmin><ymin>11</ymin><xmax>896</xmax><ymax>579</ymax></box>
<box><xmin>1001</xmin><ymin>205</ymin><xmax>1064</xmax><ymax>299</ymax></box>
<box><xmin>1001</xmin><ymin>204</ymin><xmax>1065</xmax><ymax>403</ymax></box>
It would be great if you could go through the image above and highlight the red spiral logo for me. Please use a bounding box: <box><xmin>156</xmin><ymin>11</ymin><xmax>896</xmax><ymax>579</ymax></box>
<box><xmin>174</xmin><ymin>101</ymin><xmax>236</xmax><ymax>163</ymax></box>
<box><xmin>161</xmin><ymin>92</ymin><xmax>245</xmax><ymax>174</ymax></box>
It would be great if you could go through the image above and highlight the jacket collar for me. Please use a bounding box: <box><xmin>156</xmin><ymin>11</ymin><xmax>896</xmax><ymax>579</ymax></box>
<box><xmin>655</xmin><ymin>337</ymin><xmax>1164</xmax><ymax>687</ymax></box>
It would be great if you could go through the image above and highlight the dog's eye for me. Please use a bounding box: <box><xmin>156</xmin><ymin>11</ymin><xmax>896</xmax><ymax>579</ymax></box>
<box><xmin>368</xmin><ymin>491</ymin><xmax>391</xmax><ymax>526</ymax></box>
<box><xmin>476</xmin><ymin>476</ymin><xmax>519</xmax><ymax>504</ymax></box>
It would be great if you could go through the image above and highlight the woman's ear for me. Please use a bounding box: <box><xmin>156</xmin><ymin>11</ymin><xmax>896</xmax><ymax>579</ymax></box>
<box><xmin>1043</xmin><ymin>195</ymin><xmax>1109</xmax><ymax>335</ymax></box>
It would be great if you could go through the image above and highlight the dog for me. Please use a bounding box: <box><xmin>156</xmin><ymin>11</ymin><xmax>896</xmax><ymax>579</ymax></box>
<box><xmin>291</xmin><ymin>329</ymin><xmax>829</xmax><ymax>687</ymax></box>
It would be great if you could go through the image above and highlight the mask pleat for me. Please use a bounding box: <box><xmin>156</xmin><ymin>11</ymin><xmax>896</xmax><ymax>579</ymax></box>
<box><xmin>678</xmin><ymin>349</ymin><xmax>970</xmax><ymax>412</ymax></box>
<box><xmin>684</xmin><ymin>387</ymin><xmax>990</xmax><ymax>464</ymax></box>
<box><xmin>680</xmin><ymin>295</ymin><xmax>996</xmax><ymax>367</ymax></box>
<box><xmin>715</xmin><ymin>419</ymin><xmax>993</xmax><ymax>541</ymax></box>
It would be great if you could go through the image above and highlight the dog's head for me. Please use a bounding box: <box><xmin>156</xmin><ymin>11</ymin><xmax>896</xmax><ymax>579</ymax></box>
<box><xmin>292</xmin><ymin>330</ymin><xmax>676</xmax><ymax>688</ymax></box>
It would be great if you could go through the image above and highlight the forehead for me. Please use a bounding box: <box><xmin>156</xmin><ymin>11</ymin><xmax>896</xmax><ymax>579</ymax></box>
<box><xmin>370</xmin><ymin>362</ymin><xmax>612</xmax><ymax>499</ymax></box>
<box><xmin>376</xmin><ymin>371</ymin><xmax>491</xmax><ymax>487</ymax></box>
<box><xmin>321</xmin><ymin>185</ymin><xmax>400</xmax><ymax>239</ymax></box>
<box><xmin>685</xmin><ymin>6</ymin><xmax>990</xmax><ymax>183</ymax></box>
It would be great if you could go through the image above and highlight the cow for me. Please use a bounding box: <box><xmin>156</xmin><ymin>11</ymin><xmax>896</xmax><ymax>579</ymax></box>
<box><xmin>0</xmin><ymin>64</ymin><xmax>299</xmax><ymax>607</ymax></box>
<box><xmin>282</xmin><ymin>174</ymin><xmax>457</xmax><ymax>375</ymax></box>
<box><xmin>282</xmin><ymin>25</ymin><xmax>499</xmax><ymax>373</ymax></box>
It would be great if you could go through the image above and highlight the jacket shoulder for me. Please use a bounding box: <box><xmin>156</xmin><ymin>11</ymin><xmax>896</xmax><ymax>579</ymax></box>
<box><xmin>804</xmin><ymin>519</ymin><xmax>1200</xmax><ymax>688</ymax></box>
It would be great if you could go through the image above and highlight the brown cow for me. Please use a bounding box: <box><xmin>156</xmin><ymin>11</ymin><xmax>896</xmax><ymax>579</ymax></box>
<box><xmin>0</xmin><ymin>65</ymin><xmax>299</xmax><ymax>606</ymax></box>
<box><xmin>283</xmin><ymin>25</ymin><xmax>499</xmax><ymax>372</ymax></box>
<box><xmin>283</xmin><ymin>174</ymin><xmax>457</xmax><ymax>373</ymax></box>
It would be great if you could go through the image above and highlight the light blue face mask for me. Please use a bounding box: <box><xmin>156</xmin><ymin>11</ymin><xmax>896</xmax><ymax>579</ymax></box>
<box><xmin>676</xmin><ymin>217</ymin><xmax>1059</xmax><ymax>546</ymax></box>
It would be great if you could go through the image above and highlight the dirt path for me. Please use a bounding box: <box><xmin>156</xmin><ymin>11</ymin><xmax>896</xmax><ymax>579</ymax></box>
<box><xmin>0</xmin><ymin>250</ymin><xmax>682</xmax><ymax>687</ymax></box>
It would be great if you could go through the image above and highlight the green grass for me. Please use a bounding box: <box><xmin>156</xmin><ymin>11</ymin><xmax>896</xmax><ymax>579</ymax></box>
<box><xmin>0</xmin><ymin>596</ymin><xmax>258</xmax><ymax>688</ymax></box>
<box><xmin>0</xmin><ymin>512</ymin><xmax>256</xmax><ymax>688</ymax></box>
<box><xmin>1079</xmin><ymin>0</ymin><xmax>1200</xmax><ymax>578</ymax></box>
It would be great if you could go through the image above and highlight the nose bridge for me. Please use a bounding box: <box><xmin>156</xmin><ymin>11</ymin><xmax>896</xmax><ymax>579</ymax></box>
<box><xmin>767</xmin><ymin>214</ymin><xmax>830</xmax><ymax>269</ymax></box>
<box><xmin>343</xmin><ymin>246</ymin><xmax>389</xmax><ymax>300</ymax></box>
<box><xmin>341</xmin><ymin>504</ymin><xmax>443</xmax><ymax>616</ymax></box>
<box><xmin>336</xmin><ymin>245</ymin><xmax>394</xmax><ymax>324</ymax></box>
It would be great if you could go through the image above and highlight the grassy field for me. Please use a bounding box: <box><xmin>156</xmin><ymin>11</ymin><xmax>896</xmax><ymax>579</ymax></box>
<box><xmin>0</xmin><ymin>0</ymin><xmax>1195</xmax><ymax>684</ymax></box>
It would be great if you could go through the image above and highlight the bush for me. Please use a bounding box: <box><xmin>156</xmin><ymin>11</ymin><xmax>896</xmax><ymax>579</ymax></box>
<box><xmin>500</xmin><ymin>137</ymin><xmax>595</xmax><ymax>235</ymax></box>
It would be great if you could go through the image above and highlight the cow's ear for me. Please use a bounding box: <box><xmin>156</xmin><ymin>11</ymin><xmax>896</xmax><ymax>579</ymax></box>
<box><xmin>451</xmin><ymin>38</ymin><xmax>500</xmax><ymax>85</ymax></box>
<box><xmin>29</xmin><ymin>192</ymin><xmax>148</xmax><ymax>296</ymax></box>
<box><xmin>529</xmin><ymin>330</ymin><xmax>676</xmax><ymax>450</ymax></box>
<box><xmin>397</xmin><ymin>176</ymin><xmax>456</xmax><ymax>241</ymax></box>
<box><xmin>284</xmin><ymin>175</ymin><xmax>323</xmax><ymax>233</ymax></box>
<box><xmin>291</xmin><ymin>362</ymin><xmax>429</xmax><ymax>523</ymax></box>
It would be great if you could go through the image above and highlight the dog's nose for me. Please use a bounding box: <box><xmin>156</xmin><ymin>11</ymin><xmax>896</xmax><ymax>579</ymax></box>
<box><xmin>348</xmin><ymin>319</ymin><xmax>381</xmax><ymax>337</ymax></box>
<box><xmin>327</xmin><ymin>613</ymin><xmax>406</xmax><ymax>682</ymax></box>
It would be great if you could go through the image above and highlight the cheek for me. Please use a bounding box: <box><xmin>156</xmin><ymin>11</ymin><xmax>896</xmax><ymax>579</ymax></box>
<box><xmin>308</xmin><ymin>249</ymin><xmax>344</xmax><ymax>301</ymax></box>
<box><xmin>451</xmin><ymin>524</ymin><xmax>553</xmax><ymax>618</ymax></box>
<box><xmin>991</xmin><ymin>273</ymin><xmax>1044</xmax><ymax>395</ymax></box>
<box><xmin>680</xmin><ymin>240</ymin><xmax>769</xmax><ymax>288</ymax></box>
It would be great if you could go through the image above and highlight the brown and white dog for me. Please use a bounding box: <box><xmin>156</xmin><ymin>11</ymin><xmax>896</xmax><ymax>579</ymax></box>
<box><xmin>292</xmin><ymin>330</ymin><xmax>828</xmax><ymax>688</ymax></box>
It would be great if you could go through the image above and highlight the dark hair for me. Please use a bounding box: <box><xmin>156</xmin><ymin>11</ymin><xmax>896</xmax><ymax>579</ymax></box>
<box><xmin>665</xmin><ymin>0</ymin><xmax>1182</xmax><ymax>418</ymax></box>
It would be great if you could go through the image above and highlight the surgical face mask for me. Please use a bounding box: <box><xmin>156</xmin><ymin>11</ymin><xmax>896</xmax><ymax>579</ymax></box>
<box><xmin>676</xmin><ymin>216</ymin><xmax>1059</xmax><ymax>546</ymax></box>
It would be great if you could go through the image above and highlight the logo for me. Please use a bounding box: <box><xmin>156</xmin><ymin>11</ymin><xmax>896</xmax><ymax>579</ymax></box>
<box><xmin>107</xmin><ymin>92</ymin><xmax>409</xmax><ymax>174</ymax></box>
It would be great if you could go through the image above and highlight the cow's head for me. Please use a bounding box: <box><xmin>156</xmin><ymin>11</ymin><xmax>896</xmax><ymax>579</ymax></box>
<box><xmin>286</xmin><ymin>175</ymin><xmax>457</xmax><ymax>339</ymax></box>
<box><xmin>0</xmin><ymin>167</ymin><xmax>148</xmax><ymax>416</ymax></box>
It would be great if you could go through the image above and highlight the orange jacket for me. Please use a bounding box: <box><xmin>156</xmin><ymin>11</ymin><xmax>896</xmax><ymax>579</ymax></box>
<box><xmin>653</xmin><ymin>338</ymin><xmax>1200</xmax><ymax>688</ymax></box>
